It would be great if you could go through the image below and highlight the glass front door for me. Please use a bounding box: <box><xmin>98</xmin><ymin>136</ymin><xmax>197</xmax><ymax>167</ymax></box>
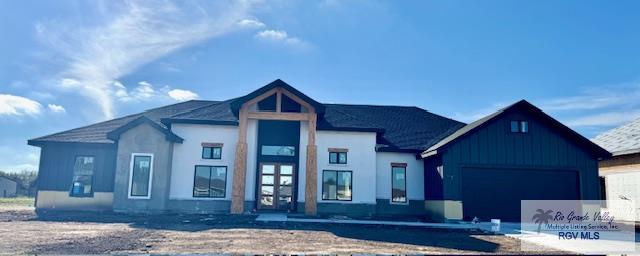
<box><xmin>258</xmin><ymin>163</ymin><xmax>295</xmax><ymax>211</ymax></box>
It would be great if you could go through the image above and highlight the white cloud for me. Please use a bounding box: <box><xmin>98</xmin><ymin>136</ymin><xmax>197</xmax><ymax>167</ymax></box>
<box><xmin>540</xmin><ymin>82</ymin><xmax>640</xmax><ymax>111</ymax></box>
<box><xmin>237</xmin><ymin>18</ymin><xmax>265</xmax><ymax>29</ymax></box>
<box><xmin>112</xmin><ymin>80</ymin><xmax>198</xmax><ymax>103</ymax></box>
<box><xmin>37</xmin><ymin>1</ymin><xmax>256</xmax><ymax>119</ymax></box>
<box><xmin>564</xmin><ymin>110</ymin><xmax>640</xmax><ymax>127</ymax></box>
<box><xmin>47</xmin><ymin>104</ymin><xmax>66</xmax><ymax>113</ymax></box>
<box><xmin>452</xmin><ymin>102</ymin><xmax>509</xmax><ymax>123</ymax></box>
<box><xmin>168</xmin><ymin>89</ymin><xmax>199</xmax><ymax>101</ymax></box>
<box><xmin>255</xmin><ymin>29</ymin><xmax>309</xmax><ymax>48</ymax></box>
<box><xmin>0</xmin><ymin>146</ymin><xmax>39</xmax><ymax>172</ymax></box>
<box><xmin>0</xmin><ymin>94</ymin><xmax>42</xmax><ymax>116</ymax></box>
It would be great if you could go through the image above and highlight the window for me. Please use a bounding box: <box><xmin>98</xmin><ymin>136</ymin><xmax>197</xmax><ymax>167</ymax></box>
<box><xmin>193</xmin><ymin>166</ymin><xmax>227</xmax><ymax>198</ymax></box>
<box><xmin>322</xmin><ymin>170</ymin><xmax>352</xmax><ymax>201</ymax></box>
<box><xmin>202</xmin><ymin>147</ymin><xmax>222</xmax><ymax>159</ymax></box>
<box><xmin>70</xmin><ymin>156</ymin><xmax>94</xmax><ymax>197</ymax></box>
<box><xmin>510</xmin><ymin>120</ymin><xmax>529</xmax><ymax>133</ymax></box>
<box><xmin>391</xmin><ymin>166</ymin><xmax>407</xmax><ymax>203</ymax></box>
<box><xmin>261</xmin><ymin>145</ymin><xmax>295</xmax><ymax>156</ymax></box>
<box><xmin>520</xmin><ymin>121</ymin><xmax>529</xmax><ymax>133</ymax></box>
<box><xmin>128</xmin><ymin>154</ymin><xmax>153</xmax><ymax>199</ymax></box>
<box><xmin>329</xmin><ymin>152</ymin><xmax>347</xmax><ymax>164</ymax></box>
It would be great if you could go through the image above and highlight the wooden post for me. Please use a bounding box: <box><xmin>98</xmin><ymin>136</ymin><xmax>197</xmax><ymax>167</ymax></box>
<box><xmin>276</xmin><ymin>89</ymin><xmax>282</xmax><ymax>113</ymax></box>
<box><xmin>305</xmin><ymin>113</ymin><xmax>318</xmax><ymax>215</ymax></box>
<box><xmin>230</xmin><ymin>107</ymin><xmax>248</xmax><ymax>214</ymax></box>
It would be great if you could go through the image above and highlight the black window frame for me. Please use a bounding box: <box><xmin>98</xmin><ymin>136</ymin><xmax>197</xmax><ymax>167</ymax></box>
<box><xmin>69</xmin><ymin>155</ymin><xmax>95</xmax><ymax>198</ymax></box>
<box><xmin>321</xmin><ymin>170</ymin><xmax>353</xmax><ymax>201</ymax></box>
<box><xmin>329</xmin><ymin>152</ymin><xmax>347</xmax><ymax>164</ymax></box>
<box><xmin>391</xmin><ymin>166</ymin><xmax>407</xmax><ymax>203</ymax></box>
<box><xmin>510</xmin><ymin>120</ymin><xmax>529</xmax><ymax>133</ymax></box>
<box><xmin>202</xmin><ymin>146</ymin><xmax>222</xmax><ymax>159</ymax></box>
<box><xmin>192</xmin><ymin>165</ymin><xmax>228</xmax><ymax>198</ymax></box>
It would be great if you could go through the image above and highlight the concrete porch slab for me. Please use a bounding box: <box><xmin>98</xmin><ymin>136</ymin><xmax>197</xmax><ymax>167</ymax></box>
<box><xmin>256</xmin><ymin>214</ymin><xmax>478</xmax><ymax>229</ymax></box>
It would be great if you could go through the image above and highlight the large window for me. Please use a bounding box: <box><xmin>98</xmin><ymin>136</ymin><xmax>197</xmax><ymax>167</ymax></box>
<box><xmin>261</xmin><ymin>145</ymin><xmax>295</xmax><ymax>156</ymax></box>
<box><xmin>128</xmin><ymin>153</ymin><xmax>153</xmax><ymax>199</ymax></box>
<box><xmin>391</xmin><ymin>166</ymin><xmax>407</xmax><ymax>203</ymax></box>
<box><xmin>322</xmin><ymin>170</ymin><xmax>352</xmax><ymax>201</ymax></box>
<box><xmin>193</xmin><ymin>166</ymin><xmax>227</xmax><ymax>198</ymax></box>
<box><xmin>70</xmin><ymin>156</ymin><xmax>94</xmax><ymax>197</ymax></box>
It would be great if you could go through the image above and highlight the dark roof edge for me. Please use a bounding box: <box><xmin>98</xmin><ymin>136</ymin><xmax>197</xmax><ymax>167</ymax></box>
<box><xmin>27</xmin><ymin>140</ymin><xmax>115</xmax><ymax>147</ymax></box>
<box><xmin>317</xmin><ymin>126</ymin><xmax>385</xmax><ymax>133</ymax></box>
<box><xmin>610</xmin><ymin>148</ymin><xmax>640</xmax><ymax>157</ymax></box>
<box><xmin>376</xmin><ymin>147</ymin><xmax>422</xmax><ymax>154</ymax></box>
<box><xmin>107</xmin><ymin>116</ymin><xmax>184</xmax><ymax>143</ymax></box>
<box><xmin>421</xmin><ymin>100</ymin><xmax>612</xmax><ymax>159</ymax></box>
<box><xmin>161</xmin><ymin>118</ymin><xmax>239</xmax><ymax>126</ymax></box>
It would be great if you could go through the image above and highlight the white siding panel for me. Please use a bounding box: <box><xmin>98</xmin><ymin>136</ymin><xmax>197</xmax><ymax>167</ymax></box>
<box><xmin>376</xmin><ymin>152</ymin><xmax>424</xmax><ymax>201</ymax></box>
<box><xmin>316</xmin><ymin>130</ymin><xmax>377</xmax><ymax>204</ymax></box>
<box><xmin>169</xmin><ymin>124</ymin><xmax>237</xmax><ymax>200</ymax></box>
<box><xmin>245</xmin><ymin>119</ymin><xmax>258</xmax><ymax>201</ymax></box>
<box><xmin>603</xmin><ymin>171</ymin><xmax>640</xmax><ymax>222</ymax></box>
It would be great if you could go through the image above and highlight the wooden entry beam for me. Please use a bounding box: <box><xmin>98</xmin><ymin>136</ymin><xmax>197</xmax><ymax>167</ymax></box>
<box><xmin>247</xmin><ymin>112</ymin><xmax>310</xmax><ymax>121</ymax></box>
<box><xmin>230</xmin><ymin>86</ymin><xmax>318</xmax><ymax>216</ymax></box>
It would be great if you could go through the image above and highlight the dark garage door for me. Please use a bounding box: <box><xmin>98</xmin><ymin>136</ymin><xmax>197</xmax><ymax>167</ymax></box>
<box><xmin>461</xmin><ymin>167</ymin><xmax>580</xmax><ymax>221</ymax></box>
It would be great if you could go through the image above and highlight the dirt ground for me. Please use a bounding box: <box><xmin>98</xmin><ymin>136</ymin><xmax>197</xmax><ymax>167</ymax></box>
<box><xmin>0</xmin><ymin>205</ymin><xmax>567</xmax><ymax>255</ymax></box>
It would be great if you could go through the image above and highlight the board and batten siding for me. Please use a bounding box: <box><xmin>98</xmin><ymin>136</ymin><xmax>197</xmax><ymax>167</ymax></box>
<box><xmin>35</xmin><ymin>142</ymin><xmax>116</xmax><ymax>210</ymax></box>
<box><xmin>439</xmin><ymin>110</ymin><xmax>600</xmax><ymax>201</ymax></box>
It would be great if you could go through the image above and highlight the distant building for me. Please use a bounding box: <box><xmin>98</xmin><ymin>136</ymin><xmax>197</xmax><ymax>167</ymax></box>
<box><xmin>0</xmin><ymin>177</ymin><xmax>17</xmax><ymax>198</ymax></box>
<box><xmin>593</xmin><ymin>118</ymin><xmax>640</xmax><ymax>222</ymax></box>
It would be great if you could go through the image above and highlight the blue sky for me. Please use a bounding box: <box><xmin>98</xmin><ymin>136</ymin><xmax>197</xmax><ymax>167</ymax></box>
<box><xmin>1</xmin><ymin>0</ymin><xmax>640</xmax><ymax>172</ymax></box>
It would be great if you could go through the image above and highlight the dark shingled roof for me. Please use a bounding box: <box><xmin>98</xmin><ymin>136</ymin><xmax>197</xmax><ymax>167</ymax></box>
<box><xmin>592</xmin><ymin>117</ymin><xmax>640</xmax><ymax>156</ymax></box>
<box><xmin>29</xmin><ymin>81</ymin><xmax>466</xmax><ymax>152</ymax></box>
<box><xmin>28</xmin><ymin>100</ymin><xmax>216</xmax><ymax>145</ymax></box>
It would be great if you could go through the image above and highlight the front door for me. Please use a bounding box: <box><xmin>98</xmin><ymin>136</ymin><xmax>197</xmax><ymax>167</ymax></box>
<box><xmin>258</xmin><ymin>163</ymin><xmax>295</xmax><ymax>211</ymax></box>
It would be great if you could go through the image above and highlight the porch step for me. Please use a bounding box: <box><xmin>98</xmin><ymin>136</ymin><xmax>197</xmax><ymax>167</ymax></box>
<box><xmin>256</xmin><ymin>213</ymin><xmax>288</xmax><ymax>222</ymax></box>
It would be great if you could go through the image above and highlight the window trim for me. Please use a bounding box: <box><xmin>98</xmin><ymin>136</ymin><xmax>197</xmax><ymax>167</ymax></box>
<box><xmin>329</xmin><ymin>151</ymin><xmax>348</xmax><ymax>164</ymax></box>
<box><xmin>69</xmin><ymin>155</ymin><xmax>95</xmax><ymax>198</ymax></box>
<box><xmin>390</xmin><ymin>164</ymin><xmax>408</xmax><ymax>204</ymax></box>
<box><xmin>192</xmin><ymin>165</ymin><xmax>228</xmax><ymax>199</ymax></box>
<box><xmin>128</xmin><ymin>153</ymin><xmax>154</xmax><ymax>199</ymax></box>
<box><xmin>321</xmin><ymin>170</ymin><xmax>353</xmax><ymax>201</ymax></box>
<box><xmin>202</xmin><ymin>146</ymin><xmax>222</xmax><ymax>160</ymax></box>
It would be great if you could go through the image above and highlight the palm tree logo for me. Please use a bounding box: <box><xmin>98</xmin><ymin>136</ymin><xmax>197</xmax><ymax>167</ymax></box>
<box><xmin>532</xmin><ymin>209</ymin><xmax>554</xmax><ymax>233</ymax></box>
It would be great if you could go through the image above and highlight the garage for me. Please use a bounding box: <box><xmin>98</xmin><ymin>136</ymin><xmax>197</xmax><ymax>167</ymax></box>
<box><xmin>461</xmin><ymin>167</ymin><xmax>580</xmax><ymax>221</ymax></box>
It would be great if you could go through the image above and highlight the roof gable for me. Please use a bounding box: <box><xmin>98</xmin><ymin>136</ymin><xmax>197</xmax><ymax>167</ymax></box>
<box><xmin>229</xmin><ymin>79</ymin><xmax>325</xmax><ymax>117</ymax></box>
<box><xmin>422</xmin><ymin>100</ymin><xmax>611</xmax><ymax>159</ymax></box>
<box><xmin>106</xmin><ymin>116</ymin><xmax>183</xmax><ymax>143</ymax></box>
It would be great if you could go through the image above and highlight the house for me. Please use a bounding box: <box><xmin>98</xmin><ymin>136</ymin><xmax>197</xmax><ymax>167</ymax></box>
<box><xmin>593</xmin><ymin>118</ymin><xmax>640</xmax><ymax>222</ymax></box>
<box><xmin>0</xmin><ymin>176</ymin><xmax>17</xmax><ymax>198</ymax></box>
<box><xmin>28</xmin><ymin>79</ymin><xmax>610</xmax><ymax>221</ymax></box>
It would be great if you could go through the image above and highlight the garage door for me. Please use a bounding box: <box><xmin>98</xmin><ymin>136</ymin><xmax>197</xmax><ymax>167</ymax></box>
<box><xmin>461</xmin><ymin>167</ymin><xmax>580</xmax><ymax>221</ymax></box>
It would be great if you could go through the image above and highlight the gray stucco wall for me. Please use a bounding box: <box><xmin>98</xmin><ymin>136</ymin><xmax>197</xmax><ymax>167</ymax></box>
<box><xmin>113</xmin><ymin>123</ymin><xmax>174</xmax><ymax>213</ymax></box>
